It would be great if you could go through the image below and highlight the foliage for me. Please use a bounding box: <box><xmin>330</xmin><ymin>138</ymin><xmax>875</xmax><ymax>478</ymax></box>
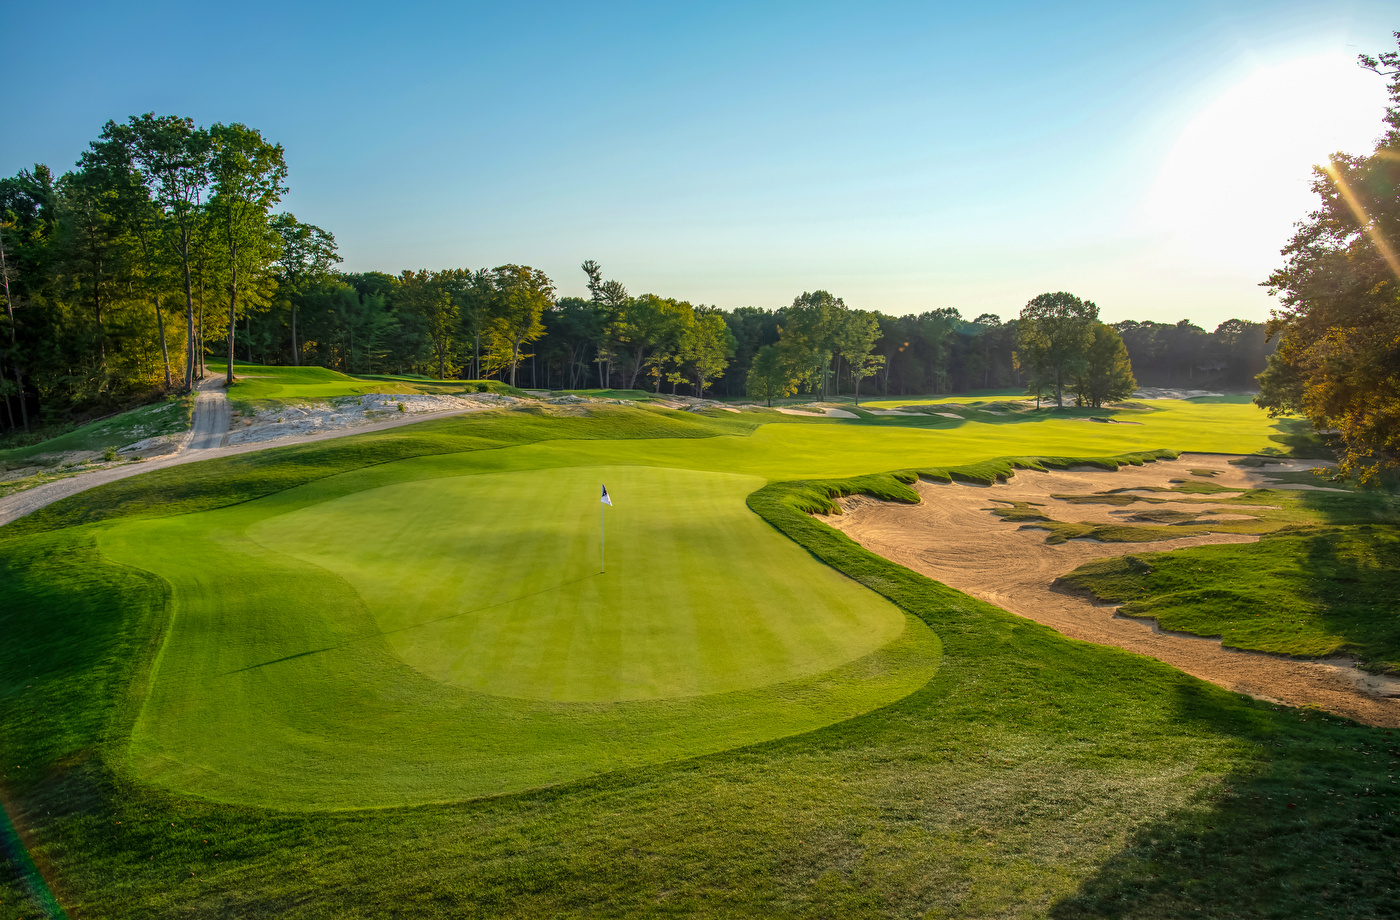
<box><xmin>1257</xmin><ymin>34</ymin><xmax>1400</xmax><ymax>481</ymax></box>
<box><xmin>746</xmin><ymin>343</ymin><xmax>797</xmax><ymax>405</ymax></box>
<box><xmin>485</xmin><ymin>264</ymin><xmax>552</xmax><ymax>386</ymax></box>
<box><xmin>1016</xmin><ymin>291</ymin><xmax>1099</xmax><ymax>407</ymax></box>
<box><xmin>270</xmin><ymin>212</ymin><xmax>339</xmax><ymax>366</ymax></box>
<box><xmin>208</xmin><ymin>122</ymin><xmax>287</xmax><ymax>384</ymax></box>
<box><xmin>1070</xmin><ymin>322</ymin><xmax>1137</xmax><ymax>408</ymax></box>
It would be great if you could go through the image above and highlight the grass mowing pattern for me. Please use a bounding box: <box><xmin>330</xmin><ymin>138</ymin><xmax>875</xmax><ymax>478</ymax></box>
<box><xmin>249</xmin><ymin>466</ymin><xmax>905</xmax><ymax>701</ymax></box>
<box><xmin>93</xmin><ymin>459</ymin><xmax>936</xmax><ymax>808</ymax></box>
<box><xmin>1060</xmin><ymin>525</ymin><xmax>1400</xmax><ymax>671</ymax></box>
<box><xmin>5</xmin><ymin>404</ymin><xmax>1400</xmax><ymax>917</ymax></box>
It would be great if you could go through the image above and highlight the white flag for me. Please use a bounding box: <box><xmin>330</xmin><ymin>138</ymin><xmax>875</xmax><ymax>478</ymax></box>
<box><xmin>600</xmin><ymin>484</ymin><xmax>612</xmax><ymax>506</ymax></box>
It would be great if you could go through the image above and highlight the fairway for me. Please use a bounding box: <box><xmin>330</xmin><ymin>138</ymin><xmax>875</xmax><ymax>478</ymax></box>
<box><xmin>250</xmin><ymin>466</ymin><xmax>905</xmax><ymax>701</ymax></box>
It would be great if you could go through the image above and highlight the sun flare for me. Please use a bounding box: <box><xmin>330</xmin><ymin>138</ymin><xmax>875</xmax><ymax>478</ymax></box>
<box><xmin>1145</xmin><ymin>53</ymin><xmax>1389</xmax><ymax>268</ymax></box>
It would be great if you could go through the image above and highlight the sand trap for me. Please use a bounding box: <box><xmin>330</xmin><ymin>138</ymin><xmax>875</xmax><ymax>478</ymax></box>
<box><xmin>818</xmin><ymin>453</ymin><xmax>1400</xmax><ymax>727</ymax></box>
<box><xmin>775</xmin><ymin>406</ymin><xmax>858</xmax><ymax>419</ymax></box>
<box><xmin>1133</xmin><ymin>387</ymin><xmax>1224</xmax><ymax>399</ymax></box>
<box><xmin>864</xmin><ymin>408</ymin><xmax>920</xmax><ymax>416</ymax></box>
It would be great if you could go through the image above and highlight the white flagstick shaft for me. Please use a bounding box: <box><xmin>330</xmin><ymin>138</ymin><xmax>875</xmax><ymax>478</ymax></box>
<box><xmin>601</xmin><ymin>501</ymin><xmax>605</xmax><ymax>574</ymax></box>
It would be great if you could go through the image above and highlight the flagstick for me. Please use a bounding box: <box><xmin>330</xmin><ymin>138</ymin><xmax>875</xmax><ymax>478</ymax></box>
<box><xmin>601</xmin><ymin>501</ymin><xmax>605</xmax><ymax>574</ymax></box>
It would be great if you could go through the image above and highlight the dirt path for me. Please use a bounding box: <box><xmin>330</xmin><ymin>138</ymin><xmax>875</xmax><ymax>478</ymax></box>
<box><xmin>0</xmin><ymin>378</ymin><xmax>504</xmax><ymax>529</ymax></box>
<box><xmin>189</xmin><ymin>375</ymin><xmax>232</xmax><ymax>450</ymax></box>
<box><xmin>820</xmin><ymin>453</ymin><xmax>1400</xmax><ymax>727</ymax></box>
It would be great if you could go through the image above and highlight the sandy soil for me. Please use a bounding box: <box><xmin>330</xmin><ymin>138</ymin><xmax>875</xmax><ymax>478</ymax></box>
<box><xmin>1133</xmin><ymin>387</ymin><xmax>1224</xmax><ymax>399</ymax></box>
<box><xmin>775</xmin><ymin>405</ymin><xmax>859</xmax><ymax>419</ymax></box>
<box><xmin>819</xmin><ymin>453</ymin><xmax>1400</xmax><ymax>727</ymax></box>
<box><xmin>0</xmin><ymin>378</ymin><xmax>513</xmax><ymax>528</ymax></box>
<box><xmin>227</xmin><ymin>392</ymin><xmax>524</xmax><ymax>446</ymax></box>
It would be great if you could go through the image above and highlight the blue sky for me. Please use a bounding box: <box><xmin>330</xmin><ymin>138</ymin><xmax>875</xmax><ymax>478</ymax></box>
<box><xmin>2</xmin><ymin>0</ymin><xmax>1395</xmax><ymax>326</ymax></box>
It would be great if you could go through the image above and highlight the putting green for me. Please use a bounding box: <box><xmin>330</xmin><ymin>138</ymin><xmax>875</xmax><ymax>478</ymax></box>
<box><xmin>79</xmin><ymin>398</ymin><xmax>1296</xmax><ymax>808</ymax></box>
<box><xmin>249</xmin><ymin>467</ymin><xmax>905</xmax><ymax>702</ymax></box>
<box><xmin>99</xmin><ymin>459</ymin><xmax>939</xmax><ymax>809</ymax></box>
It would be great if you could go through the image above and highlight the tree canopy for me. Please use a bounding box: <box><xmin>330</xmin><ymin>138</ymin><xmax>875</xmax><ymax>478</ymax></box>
<box><xmin>1258</xmin><ymin>34</ymin><xmax>1400</xmax><ymax>480</ymax></box>
<box><xmin>1016</xmin><ymin>292</ymin><xmax>1099</xmax><ymax>408</ymax></box>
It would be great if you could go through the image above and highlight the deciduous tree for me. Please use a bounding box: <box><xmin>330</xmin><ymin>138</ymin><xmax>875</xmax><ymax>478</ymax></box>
<box><xmin>209</xmin><ymin>123</ymin><xmax>287</xmax><ymax>386</ymax></box>
<box><xmin>272</xmin><ymin>213</ymin><xmax>338</xmax><ymax>365</ymax></box>
<box><xmin>1070</xmin><ymin>322</ymin><xmax>1136</xmax><ymax>409</ymax></box>
<box><xmin>1016</xmin><ymin>291</ymin><xmax>1099</xmax><ymax>407</ymax></box>
<box><xmin>746</xmin><ymin>343</ymin><xmax>797</xmax><ymax>406</ymax></box>
<box><xmin>1258</xmin><ymin>35</ymin><xmax>1400</xmax><ymax>480</ymax></box>
<box><xmin>487</xmin><ymin>264</ymin><xmax>552</xmax><ymax>387</ymax></box>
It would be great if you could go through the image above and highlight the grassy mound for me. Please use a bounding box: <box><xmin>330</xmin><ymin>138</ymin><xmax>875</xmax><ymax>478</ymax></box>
<box><xmin>0</xmin><ymin>397</ymin><xmax>191</xmax><ymax>464</ymax></box>
<box><xmin>213</xmin><ymin>361</ymin><xmax>532</xmax><ymax>401</ymax></box>
<box><xmin>1060</xmin><ymin>525</ymin><xmax>1400</xmax><ymax>671</ymax></box>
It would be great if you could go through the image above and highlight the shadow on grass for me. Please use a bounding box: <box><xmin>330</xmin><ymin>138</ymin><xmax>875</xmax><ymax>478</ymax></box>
<box><xmin>222</xmin><ymin>572</ymin><xmax>603</xmax><ymax>676</ymax></box>
<box><xmin>1050</xmin><ymin>681</ymin><xmax>1400</xmax><ymax>919</ymax></box>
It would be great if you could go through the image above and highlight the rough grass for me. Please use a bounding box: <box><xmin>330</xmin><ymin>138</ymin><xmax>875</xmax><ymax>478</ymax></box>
<box><xmin>1059</xmin><ymin>526</ymin><xmax>1400</xmax><ymax>672</ymax></box>
<box><xmin>992</xmin><ymin>478</ymin><xmax>1400</xmax><ymax>545</ymax></box>
<box><xmin>0</xmin><ymin>397</ymin><xmax>192</xmax><ymax>464</ymax></box>
<box><xmin>213</xmin><ymin>361</ymin><xmax>530</xmax><ymax>403</ymax></box>
<box><xmin>5</xmin><ymin>404</ymin><xmax>1400</xmax><ymax>917</ymax></box>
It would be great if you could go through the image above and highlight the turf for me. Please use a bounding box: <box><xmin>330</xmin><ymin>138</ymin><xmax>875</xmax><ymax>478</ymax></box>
<box><xmin>555</xmin><ymin>388</ymin><xmax>658</xmax><ymax>400</ymax></box>
<box><xmin>94</xmin><ymin>459</ymin><xmax>936</xmax><ymax>808</ymax></box>
<box><xmin>0</xmin><ymin>397</ymin><xmax>191</xmax><ymax>464</ymax></box>
<box><xmin>5</xmin><ymin>399</ymin><xmax>1400</xmax><ymax>917</ymax></box>
<box><xmin>1059</xmin><ymin>525</ymin><xmax>1400</xmax><ymax>671</ymax></box>
<box><xmin>249</xmin><ymin>466</ymin><xmax>906</xmax><ymax>701</ymax></box>
<box><xmin>213</xmin><ymin>362</ymin><xmax>529</xmax><ymax>402</ymax></box>
<box><xmin>859</xmin><ymin>387</ymin><xmax>1028</xmax><ymax>407</ymax></box>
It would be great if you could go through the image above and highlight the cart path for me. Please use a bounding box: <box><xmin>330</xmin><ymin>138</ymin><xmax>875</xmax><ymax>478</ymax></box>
<box><xmin>820</xmin><ymin>455</ymin><xmax>1400</xmax><ymax>728</ymax></box>
<box><xmin>0</xmin><ymin>376</ymin><xmax>500</xmax><ymax>528</ymax></box>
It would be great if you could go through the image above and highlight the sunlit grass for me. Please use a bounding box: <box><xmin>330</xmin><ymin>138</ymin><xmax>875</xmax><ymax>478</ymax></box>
<box><xmin>3</xmin><ymin>399</ymin><xmax>1397</xmax><ymax>917</ymax></box>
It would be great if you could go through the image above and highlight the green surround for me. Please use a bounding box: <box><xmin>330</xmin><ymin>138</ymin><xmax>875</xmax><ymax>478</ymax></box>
<box><xmin>98</xmin><ymin>456</ymin><xmax>939</xmax><ymax>810</ymax></box>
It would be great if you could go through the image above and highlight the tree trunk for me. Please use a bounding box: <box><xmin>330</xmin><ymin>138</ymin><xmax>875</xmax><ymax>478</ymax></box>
<box><xmin>181</xmin><ymin>233</ymin><xmax>196</xmax><ymax>393</ymax></box>
<box><xmin>154</xmin><ymin>294</ymin><xmax>172</xmax><ymax>389</ymax></box>
<box><xmin>0</xmin><ymin>235</ymin><xmax>30</xmax><ymax>431</ymax></box>
<box><xmin>197</xmin><ymin>272</ymin><xmax>209</xmax><ymax>380</ymax></box>
<box><xmin>93</xmin><ymin>280</ymin><xmax>105</xmax><ymax>365</ymax></box>
<box><xmin>226</xmin><ymin>263</ymin><xmax>239</xmax><ymax>388</ymax></box>
<box><xmin>291</xmin><ymin>302</ymin><xmax>299</xmax><ymax>366</ymax></box>
<box><xmin>0</xmin><ymin>353</ymin><xmax>13</xmax><ymax>431</ymax></box>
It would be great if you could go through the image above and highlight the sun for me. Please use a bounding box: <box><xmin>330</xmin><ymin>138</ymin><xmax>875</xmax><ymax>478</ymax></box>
<box><xmin>1143</xmin><ymin>53</ymin><xmax>1389</xmax><ymax>270</ymax></box>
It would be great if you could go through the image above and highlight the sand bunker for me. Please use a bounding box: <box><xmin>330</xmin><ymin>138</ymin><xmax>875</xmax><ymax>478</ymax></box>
<box><xmin>775</xmin><ymin>405</ymin><xmax>858</xmax><ymax>419</ymax></box>
<box><xmin>819</xmin><ymin>453</ymin><xmax>1400</xmax><ymax>727</ymax></box>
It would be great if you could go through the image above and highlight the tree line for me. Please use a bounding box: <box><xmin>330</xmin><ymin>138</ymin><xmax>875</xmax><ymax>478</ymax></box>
<box><xmin>2</xmin><ymin>113</ymin><xmax>1279</xmax><ymax>437</ymax></box>
<box><xmin>1258</xmin><ymin>35</ymin><xmax>1400</xmax><ymax>480</ymax></box>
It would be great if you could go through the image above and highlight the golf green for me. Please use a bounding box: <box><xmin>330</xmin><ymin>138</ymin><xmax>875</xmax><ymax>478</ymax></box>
<box><xmin>98</xmin><ymin>460</ymin><xmax>939</xmax><ymax>809</ymax></box>
<box><xmin>249</xmin><ymin>466</ymin><xmax>906</xmax><ymax>702</ymax></box>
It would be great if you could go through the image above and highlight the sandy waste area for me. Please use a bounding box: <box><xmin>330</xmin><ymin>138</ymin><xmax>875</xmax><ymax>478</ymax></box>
<box><xmin>226</xmin><ymin>392</ymin><xmax>525</xmax><ymax>446</ymax></box>
<box><xmin>818</xmin><ymin>453</ymin><xmax>1400</xmax><ymax>727</ymax></box>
